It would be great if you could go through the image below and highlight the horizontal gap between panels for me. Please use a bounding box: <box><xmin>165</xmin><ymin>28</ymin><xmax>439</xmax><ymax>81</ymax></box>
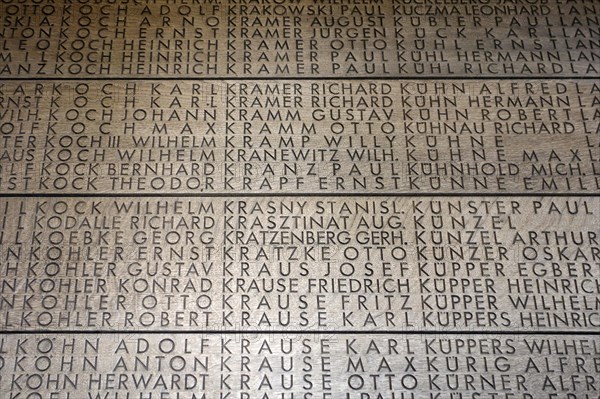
<box><xmin>0</xmin><ymin>192</ymin><xmax>597</xmax><ymax>198</ymax></box>
<box><xmin>1</xmin><ymin>330</ymin><xmax>599</xmax><ymax>336</ymax></box>
<box><xmin>0</xmin><ymin>76</ymin><xmax>595</xmax><ymax>82</ymax></box>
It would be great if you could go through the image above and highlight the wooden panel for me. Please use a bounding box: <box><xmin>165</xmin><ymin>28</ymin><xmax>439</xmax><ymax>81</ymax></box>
<box><xmin>1</xmin><ymin>79</ymin><xmax>598</xmax><ymax>194</ymax></box>
<box><xmin>0</xmin><ymin>1</ymin><xmax>598</xmax><ymax>78</ymax></box>
<box><xmin>1</xmin><ymin>196</ymin><xmax>598</xmax><ymax>331</ymax></box>
<box><xmin>0</xmin><ymin>333</ymin><xmax>598</xmax><ymax>398</ymax></box>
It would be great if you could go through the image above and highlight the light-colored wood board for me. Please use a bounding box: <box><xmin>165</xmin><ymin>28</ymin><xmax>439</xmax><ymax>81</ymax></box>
<box><xmin>0</xmin><ymin>1</ymin><xmax>598</xmax><ymax>77</ymax></box>
<box><xmin>1</xmin><ymin>196</ymin><xmax>598</xmax><ymax>331</ymax></box>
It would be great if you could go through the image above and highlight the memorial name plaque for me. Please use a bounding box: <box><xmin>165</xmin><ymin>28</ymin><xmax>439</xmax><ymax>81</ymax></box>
<box><xmin>0</xmin><ymin>333</ymin><xmax>599</xmax><ymax>398</ymax></box>
<box><xmin>0</xmin><ymin>0</ymin><xmax>599</xmax><ymax>397</ymax></box>
<box><xmin>0</xmin><ymin>79</ymin><xmax>598</xmax><ymax>193</ymax></box>
<box><xmin>0</xmin><ymin>0</ymin><xmax>598</xmax><ymax>77</ymax></box>
<box><xmin>0</xmin><ymin>196</ymin><xmax>598</xmax><ymax>331</ymax></box>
